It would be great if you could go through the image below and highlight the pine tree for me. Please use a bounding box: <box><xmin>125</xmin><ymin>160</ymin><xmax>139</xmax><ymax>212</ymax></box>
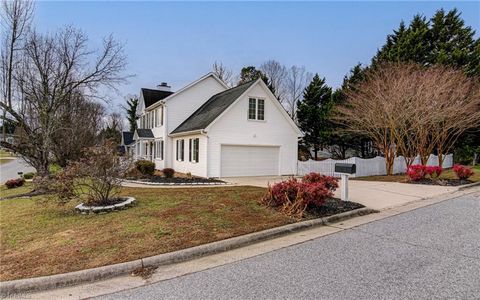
<box><xmin>296</xmin><ymin>74</ymin><xmax>333</xmax><ymax>160</ymax></box>
<box><xmin>238</xmin><ymin>66</ymin><xmax>276</xmax><ymax>95</ymax></box>
<box><xmin>125</xmin><ymin>96</ymin><xmax>138</xmax><ymax>132</ymax></box>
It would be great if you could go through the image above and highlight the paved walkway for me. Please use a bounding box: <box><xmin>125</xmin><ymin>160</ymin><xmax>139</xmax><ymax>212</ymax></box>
<box><xmin>0</xmin><ymin>158</ymin><xmax>35</xmax><ymax>183</ymax></box>
<box><xmin>96</xmin><ymin>190</ymin><xmax>480</xmax><ymax>299</ymax></box>
<box><xmin>226</xmin><ymin>176</ymin><xmax>458</xmax><ymax>211</ymax></box>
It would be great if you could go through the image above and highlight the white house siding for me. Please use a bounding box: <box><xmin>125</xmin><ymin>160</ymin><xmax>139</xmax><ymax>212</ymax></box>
<box><xmin>206</xmin><ymin>83</ymin><xmax>299</xmax><ymax>178</ymax></box>
<box><xmin>164</xmin><ymin>76</ymin><xmax>226</xmax><ymax>168</ymax></box>
<box><xmin>171</xmin><ymin>134</ymin><xmax>208</xmax><ymax>177</ymax></box>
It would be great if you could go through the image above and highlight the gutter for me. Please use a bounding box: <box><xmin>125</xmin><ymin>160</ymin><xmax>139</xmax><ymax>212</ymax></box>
<box><xmin>169</xmin><ymin>129</ymin><xmax>205</xmax><ymax>138</ymax></box>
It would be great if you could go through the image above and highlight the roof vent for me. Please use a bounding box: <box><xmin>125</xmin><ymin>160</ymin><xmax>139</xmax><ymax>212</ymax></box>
<box><xmin>157</xmin><ymin>82</ymin><xmax>171</xmax><ymax>92</ymax></box>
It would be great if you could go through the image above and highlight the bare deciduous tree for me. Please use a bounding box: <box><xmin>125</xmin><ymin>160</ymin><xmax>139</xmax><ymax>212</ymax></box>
<box><xmin>260</xmin><ymin>60</ymin><xmax>287</xmax><ymax>101</ymax></box>
<box><xmin>285</xmin><ymin>65</ymin><xmax>312</xmax><ymax>120</ymax></box>
<box><xmin>212</xmin><ymin>61</ymin><xmax>233</xmax><ymax>87</ymax></box>
<box><xmin>0</xmin><ymin>26</ymin><xmax>128</xmax><ymax>178</ymax></box>
<box><xmin>336</xmin><ymin>62</ymin><xmax>480</xmax><ymax>174</ymax></box>
<box><xmin>0</xmin><ymin>0</ymin><xmax>34</xmax><ymax>141</ymax></box>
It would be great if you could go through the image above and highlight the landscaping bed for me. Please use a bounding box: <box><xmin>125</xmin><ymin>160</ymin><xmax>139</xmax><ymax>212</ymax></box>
<box><xmin>306</xmin><ymin>198</ymin><xmax>364</xmax><ymax>218</ymax></box>
<box><xmin>408</xmin><ymin>178</ymin><xmax>472</xmax><ymax>186</ymax></box>
<box><xmin>132</xmin><ymin>175</ymin><xmax>225</xmax><ymax>185</ymax></box>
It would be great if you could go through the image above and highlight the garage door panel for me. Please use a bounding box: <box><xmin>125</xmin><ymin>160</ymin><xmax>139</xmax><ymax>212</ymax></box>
<box><xmin>221</xmin><ymin>145</ymin><xmax>279</xmax><ymax>177</ymax></box>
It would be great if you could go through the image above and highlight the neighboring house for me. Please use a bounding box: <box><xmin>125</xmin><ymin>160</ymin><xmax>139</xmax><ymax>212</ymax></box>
<box><xmin>120</xmin><ymin>131</ymin><xmax>134</xmax><ymax>155</ymax></box>
<box><xmin>132</xmin><ymin>73</ymin><xmax>302</xmax><ymax>178</ymax></box>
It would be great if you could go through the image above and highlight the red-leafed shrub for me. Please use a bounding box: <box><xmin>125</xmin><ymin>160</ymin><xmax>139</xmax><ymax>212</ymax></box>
<box><xmin>407</xmin><ymin>165</ymin><xmax>426</xmax><ymax>181</ymax></box>
<box><xmin>452</xmin><ymin>164</ymin><xmax>474</xmax><ymax>180</ymax></box>
<box><xmin>302</xmin><ymin>173</ymin><xmax>339</xmax><ymax>190</ymax></box>
<box><xmin>425</xmin><ymin>166</ymin><xmax>443</xmax><ymax>178</ymax></box>
<box><xmin>5</xmin><ymin>178</ymin><xmax>25</xmax><ymax>189</ymax></box>
<box><xmin>262</xmin><ymin>173</ymin><xmax>339</xmax><ymax>218</ymax></box>
<box><xmin>162</xmin><ymin>168</ymin><xmax>175</xmax><ymax>178</ymax></box>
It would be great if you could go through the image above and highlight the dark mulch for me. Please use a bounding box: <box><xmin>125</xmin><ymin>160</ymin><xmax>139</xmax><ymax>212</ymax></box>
<box><xmin>305</xmin><ymin>198</ymin><xmax>365</xmax><ymax>218</ymax></box>
<box><xmin>135</xmin><ymin>175</ymin><xmax>225</xmax><ymax>184</ymax></box>
<box><xmin>408</xmin><ymin>179</ymin><xmax>472</xmax><ymax>186</ymax></box>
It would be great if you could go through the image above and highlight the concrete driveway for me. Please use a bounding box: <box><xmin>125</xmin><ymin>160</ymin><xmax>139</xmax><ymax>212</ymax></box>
<box><xmin>225</xmin><ymin>176</ymin><xmax>458</xmax><ymax>211</ymax></box>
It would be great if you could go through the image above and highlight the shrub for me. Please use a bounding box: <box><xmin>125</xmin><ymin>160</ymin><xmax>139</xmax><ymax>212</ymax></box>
<box><xmin>5</xmin><ymin>178</ymin><xmax>25</xmax><ymax>189</ymax></box>
<box><xmin>262</xmin><ymin>173</ymin><xmax>338</xmax><ymax>218</ymax></box>
<box><xmin>135</xmin><ymin>160</ymin><xmax>155</xmax><ymax>176</ymax></box>
<box><xmin>425</xmin><ymin>166</ymin><xmax>442</xmax><ymax>178</ymax></box>
<box><xmin>452</xmin><ymin>164</ymin><xmax>474</xmax><ymax>180</ymax></box>
<box><xmin>48</xmin><ymin>140</ymin><xmax>133</xmax><ymax>206</ymax></box>
<box><xmin>23</xmin><ymin>172</ymin><xmax>36</xmax><ymax>180</ymax></box>
<box><xmin>406</xmin><ymin>165</ymin><xmax>426</xmax><ymax>181</ymax></box>
<box><xmin>162</xmin><ymin>168</ymin><xmax>175</xmax><ymax>178</ymax></box>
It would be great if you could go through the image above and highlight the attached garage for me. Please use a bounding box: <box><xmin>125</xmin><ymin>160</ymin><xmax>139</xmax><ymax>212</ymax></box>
<box><xmin>220</xmin><ymin>145</ymin><xmax>280</xmax><ymax>177</ymax></box>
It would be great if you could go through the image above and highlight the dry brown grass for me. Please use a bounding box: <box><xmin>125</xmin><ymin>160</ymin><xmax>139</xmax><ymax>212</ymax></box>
<box><xmin>0</xmin><ymin>185</ymin><xmax>293</xmax><ymax>281</ymax></box>
<box><xmin>354</xmin><ymin>167</ymin><xmax>480</xmax><ymax>183</ymax></box>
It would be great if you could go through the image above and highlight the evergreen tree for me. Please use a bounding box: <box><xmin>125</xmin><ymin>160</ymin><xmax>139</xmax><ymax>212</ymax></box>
<box><xmin>238</xmin><ymin>66</ymin><xmax>276</xmax><ymax>95</ymax></box>
<box><xmin>373</xmin><ymin>8</ymin><xmax>479</xmax><ymax>76</ymax></box>
<box><xmin>125</xmin><ymin>96</ymin><xmax>138</xmax><ymax>132</ymax></box>
<box><xmin>297</xmin><ymin>74</ymin><xmax>333</xmax><ymax>160</ymax></box>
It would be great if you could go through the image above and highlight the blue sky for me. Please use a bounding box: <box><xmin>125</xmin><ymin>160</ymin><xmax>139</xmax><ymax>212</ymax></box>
<box><xmin>35</xmin><ymin>1</ymin><xmax>479</xmax><ymax>110</ymax></box>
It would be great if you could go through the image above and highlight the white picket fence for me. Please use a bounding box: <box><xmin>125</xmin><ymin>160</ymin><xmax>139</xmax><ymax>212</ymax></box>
<box><xmin>298</xmin><ymin>154</ymin><xmax>453</xmax><ymax>178</ymax></box>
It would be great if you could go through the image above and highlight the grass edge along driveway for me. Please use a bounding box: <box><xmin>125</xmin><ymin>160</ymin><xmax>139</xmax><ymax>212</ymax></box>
<box><xmin>0</xmin><ymin>185</ymin><xmax>294</xmax><ymax>281</ymax></box>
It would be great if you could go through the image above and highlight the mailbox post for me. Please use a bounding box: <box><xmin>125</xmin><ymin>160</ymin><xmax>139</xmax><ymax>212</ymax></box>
<box><xmin>334</xmin><ymin>163</ymin><xmax>356</xmax><ymax>201</ymax></box>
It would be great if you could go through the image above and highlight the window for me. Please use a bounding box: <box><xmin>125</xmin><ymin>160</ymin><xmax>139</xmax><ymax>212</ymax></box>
<box><xmin>189</xmin><ymin>138</ymin><xmax>199</xmax><ymax>163</ymax></box>
<box><xmin>176</xmin><ymin>139</ymin><xmax>184</xmax><ymax>161</ymax></box>
<box><xmin>155</xmin><ymin>140</ymin><xmax>164</xmax><ymax>160</ymax></box>
<box><xmin>248</xmin><ymin>98</ymin><xmax>256</xmax><ymax>120</ymax></box>
<box><xmin>257</xmin><ymin>99</ymin><xmax>265</xmax><ymax>120</ymax></box>
<box><xmin>191</xmin><ymin>138</ymin><xmax>199</xmax><ymax>163</ymax></box>
<box><xmin>155</xmin><ymin>108</ymin><xmax>163</xmax><ymax>127</ymax></box>
<box><xmin>248</xmin><ymin>98</ymin><xmax>265</xmax><ymax>121</ymax></box>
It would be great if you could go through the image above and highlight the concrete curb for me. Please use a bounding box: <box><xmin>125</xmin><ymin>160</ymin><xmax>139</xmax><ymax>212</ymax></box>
<box><xmin>0</xmin><ymin>207</ymin><xmax>375</xmax><ymax>296</ymax></box>
<box><xmin>458</xmin><ymin>181</ymin><xmax>480</xmax><ymax>191</ymax></box>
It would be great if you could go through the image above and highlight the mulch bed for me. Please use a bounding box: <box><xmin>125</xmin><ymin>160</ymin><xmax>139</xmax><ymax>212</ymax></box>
<box><xmin>134</xmin><ymin>175</ymin><xmax>225</xmax><ymax>184</ymax></box>
<box><xmin>408</xmin><ymin>179</ymin><xmax>472</xmax><ymax>186</ymax></box>
<box><xmin>305</xmin><ymin>198</ymin><xmax>365</xmax><ymax>218</ymax></box>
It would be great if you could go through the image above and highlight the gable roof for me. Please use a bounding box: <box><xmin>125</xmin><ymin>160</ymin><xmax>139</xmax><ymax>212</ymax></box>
<box><xmin>135</xmin><ymin>129</ymin><xmax>154</xmax><ymax>139</ymax></box>
<box><xmin>122</xmin><ymin>131</ymin><xmax>134</xmax><ymax>145</ymax></box>
<box><xmin>171</xmin><ymin>80</ymin><xmax>256</xmax><ymax>134</ymax></box>
<box><xmin>141</xmin><ymin>88</ymin><xmax>174</xmax><ymax>108</ymax></box>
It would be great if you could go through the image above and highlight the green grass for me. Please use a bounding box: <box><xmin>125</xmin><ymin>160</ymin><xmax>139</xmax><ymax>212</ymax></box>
<box><xmin>0</xmin><ymin>149</ymin><xmax>15</xmax><ymax>158</ymax></box>
<box><xmin>0</xmin><ymin>185</ymin><xmax>293</xmax><ymax>281</ymax></box>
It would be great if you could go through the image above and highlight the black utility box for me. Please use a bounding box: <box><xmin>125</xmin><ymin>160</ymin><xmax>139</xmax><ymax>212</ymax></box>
<box><xmin>335</xmin><ymin>163</ymin><xmax>356</xmax><ymax>174</ymax></box>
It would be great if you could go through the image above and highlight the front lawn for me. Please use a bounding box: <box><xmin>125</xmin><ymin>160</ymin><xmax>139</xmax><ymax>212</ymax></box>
<box><xmin>354</xmin><ymin>167</ymin><xmax>480</xmax><ymax>183</ymax></box>
<box><xmin>0</xmin><ymin>158</ymin><xmax>14</xmax><ymax>165</ymax></box>
<box><xmin>0</xmin><ymin>149</ymin><xmax>14</xmax><ymax>158</ymax></box>
<box><xmin>0</xmin><ymin>185</ymin><xmax>294</xmax><ymax>281</ymax></box>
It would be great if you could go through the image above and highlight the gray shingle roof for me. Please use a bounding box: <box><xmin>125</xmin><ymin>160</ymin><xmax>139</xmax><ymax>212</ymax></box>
<box><xmin>141</xmin><ymin>88</ymin><xmax>174</xmax><ymax>108</ymax></box>
<box><xmin>122</xmin><ymin>131</ymin><xmax>134</xmax><ymax>145</ymax></box>
<box><xmin>135</xmin><ymin>129</ymin><xmax>154</xmax><ymax>138</ymax></box>
<box><xmin>171</xmin><ymin>80</ymin><xmax>256</xmax><ymax>134</ymax></box>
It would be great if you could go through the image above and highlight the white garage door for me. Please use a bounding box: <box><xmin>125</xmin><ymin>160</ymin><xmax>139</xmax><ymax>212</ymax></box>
<box><xmin>221</xmin><ymin>145</ymin><xmax>279</xmax><ymax>177</ymax></box>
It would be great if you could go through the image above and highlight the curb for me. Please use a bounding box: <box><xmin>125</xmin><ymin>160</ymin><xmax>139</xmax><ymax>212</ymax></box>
<box><xmin>458</xmin><ymin>181</ymin><xmax>480</xmax><ymax>191</ymax></box>
<box><xmin>0</xmin><ymin>207</ymin><xmax>375</xmax><ymax>296</ymax></box>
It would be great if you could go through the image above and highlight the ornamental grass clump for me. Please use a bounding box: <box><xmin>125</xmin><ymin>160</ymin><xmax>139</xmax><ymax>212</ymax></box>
<box><xmin>262</xmin><ymin>173</ymin><xmax>338</xmax><ymax>219</ymax></box>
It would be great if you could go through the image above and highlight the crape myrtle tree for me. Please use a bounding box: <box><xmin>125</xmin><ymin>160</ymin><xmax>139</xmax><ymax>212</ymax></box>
<box><xmin>0</xmin><ymin>26</ymin><xmax>128</xmax><ymax>178</ymax></box>
<box><xmin>336</xmin><ymin>62</ymin><xmax>480</xmax><ymax>175</ymax></box>
<box><xmin>297</xmin><ymin>74</ymin><xmax>333</xmax><ymax>160</ymax></box>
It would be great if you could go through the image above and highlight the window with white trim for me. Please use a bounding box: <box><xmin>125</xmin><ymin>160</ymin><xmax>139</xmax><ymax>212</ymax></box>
<box><xmin>190</xmin><ymin>138</ymin><xmax>199</xmax><ymax>163</ymax></box>
<box><xmin>155</xmin><ymin>140</ymin><xmax>164</xmax><ymax>160</ymax></box>
<box><xmin>176</xmin><ymin>139</ymin><xmax>184</xmax><ymax>161</ymax></box>
<box><xmin>248</xmin><ymin>98</ymin><xmax>265</xmax><ymax>121</ymax></box>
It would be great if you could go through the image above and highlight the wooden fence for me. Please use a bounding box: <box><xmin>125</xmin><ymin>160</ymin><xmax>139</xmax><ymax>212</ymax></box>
<box><xmin>298</xmin><ymin>154</ymin><xmax>453</xmax><ymax>178</ymax></box>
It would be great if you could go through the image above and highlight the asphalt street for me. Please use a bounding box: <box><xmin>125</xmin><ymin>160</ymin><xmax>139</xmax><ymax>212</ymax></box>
<box><xmin>97</xmin><ymin>191</ymin><xmax>480</xmax><ymax>299</ymax></box>
<box><xmin>0</xmin><ymin>158</ymin><xmax>35</xmax><ymax>183</ymax></box>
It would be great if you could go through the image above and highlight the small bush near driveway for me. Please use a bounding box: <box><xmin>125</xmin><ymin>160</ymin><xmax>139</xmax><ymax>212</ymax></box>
<box><xmin>262</xmin><ymin>173</ymin><xmax>339</xmax><ymax>218</ymax></box>
<box><xmin>452</xmin><ymin>164</ymin><xmax>474</xmax><ymax>180</ymax></box>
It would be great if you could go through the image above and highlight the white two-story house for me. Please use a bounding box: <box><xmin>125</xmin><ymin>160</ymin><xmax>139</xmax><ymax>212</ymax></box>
<box><xmin>127</xmin><ymin>72</ymin><xmax>302</xmax><ymax>178</ymax></box>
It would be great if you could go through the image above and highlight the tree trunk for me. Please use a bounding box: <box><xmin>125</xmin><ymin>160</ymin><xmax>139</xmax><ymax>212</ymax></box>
<box><xmin>314</xmin><ymin>148</ymin><xmax>318</xmax><ymax>160</ymax></box>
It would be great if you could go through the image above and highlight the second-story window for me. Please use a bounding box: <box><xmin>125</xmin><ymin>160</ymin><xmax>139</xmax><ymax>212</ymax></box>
<box><xmin>248</xmin><ymin>98</ymin><xmax>265</xmax><ymax>121</ymax></box>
